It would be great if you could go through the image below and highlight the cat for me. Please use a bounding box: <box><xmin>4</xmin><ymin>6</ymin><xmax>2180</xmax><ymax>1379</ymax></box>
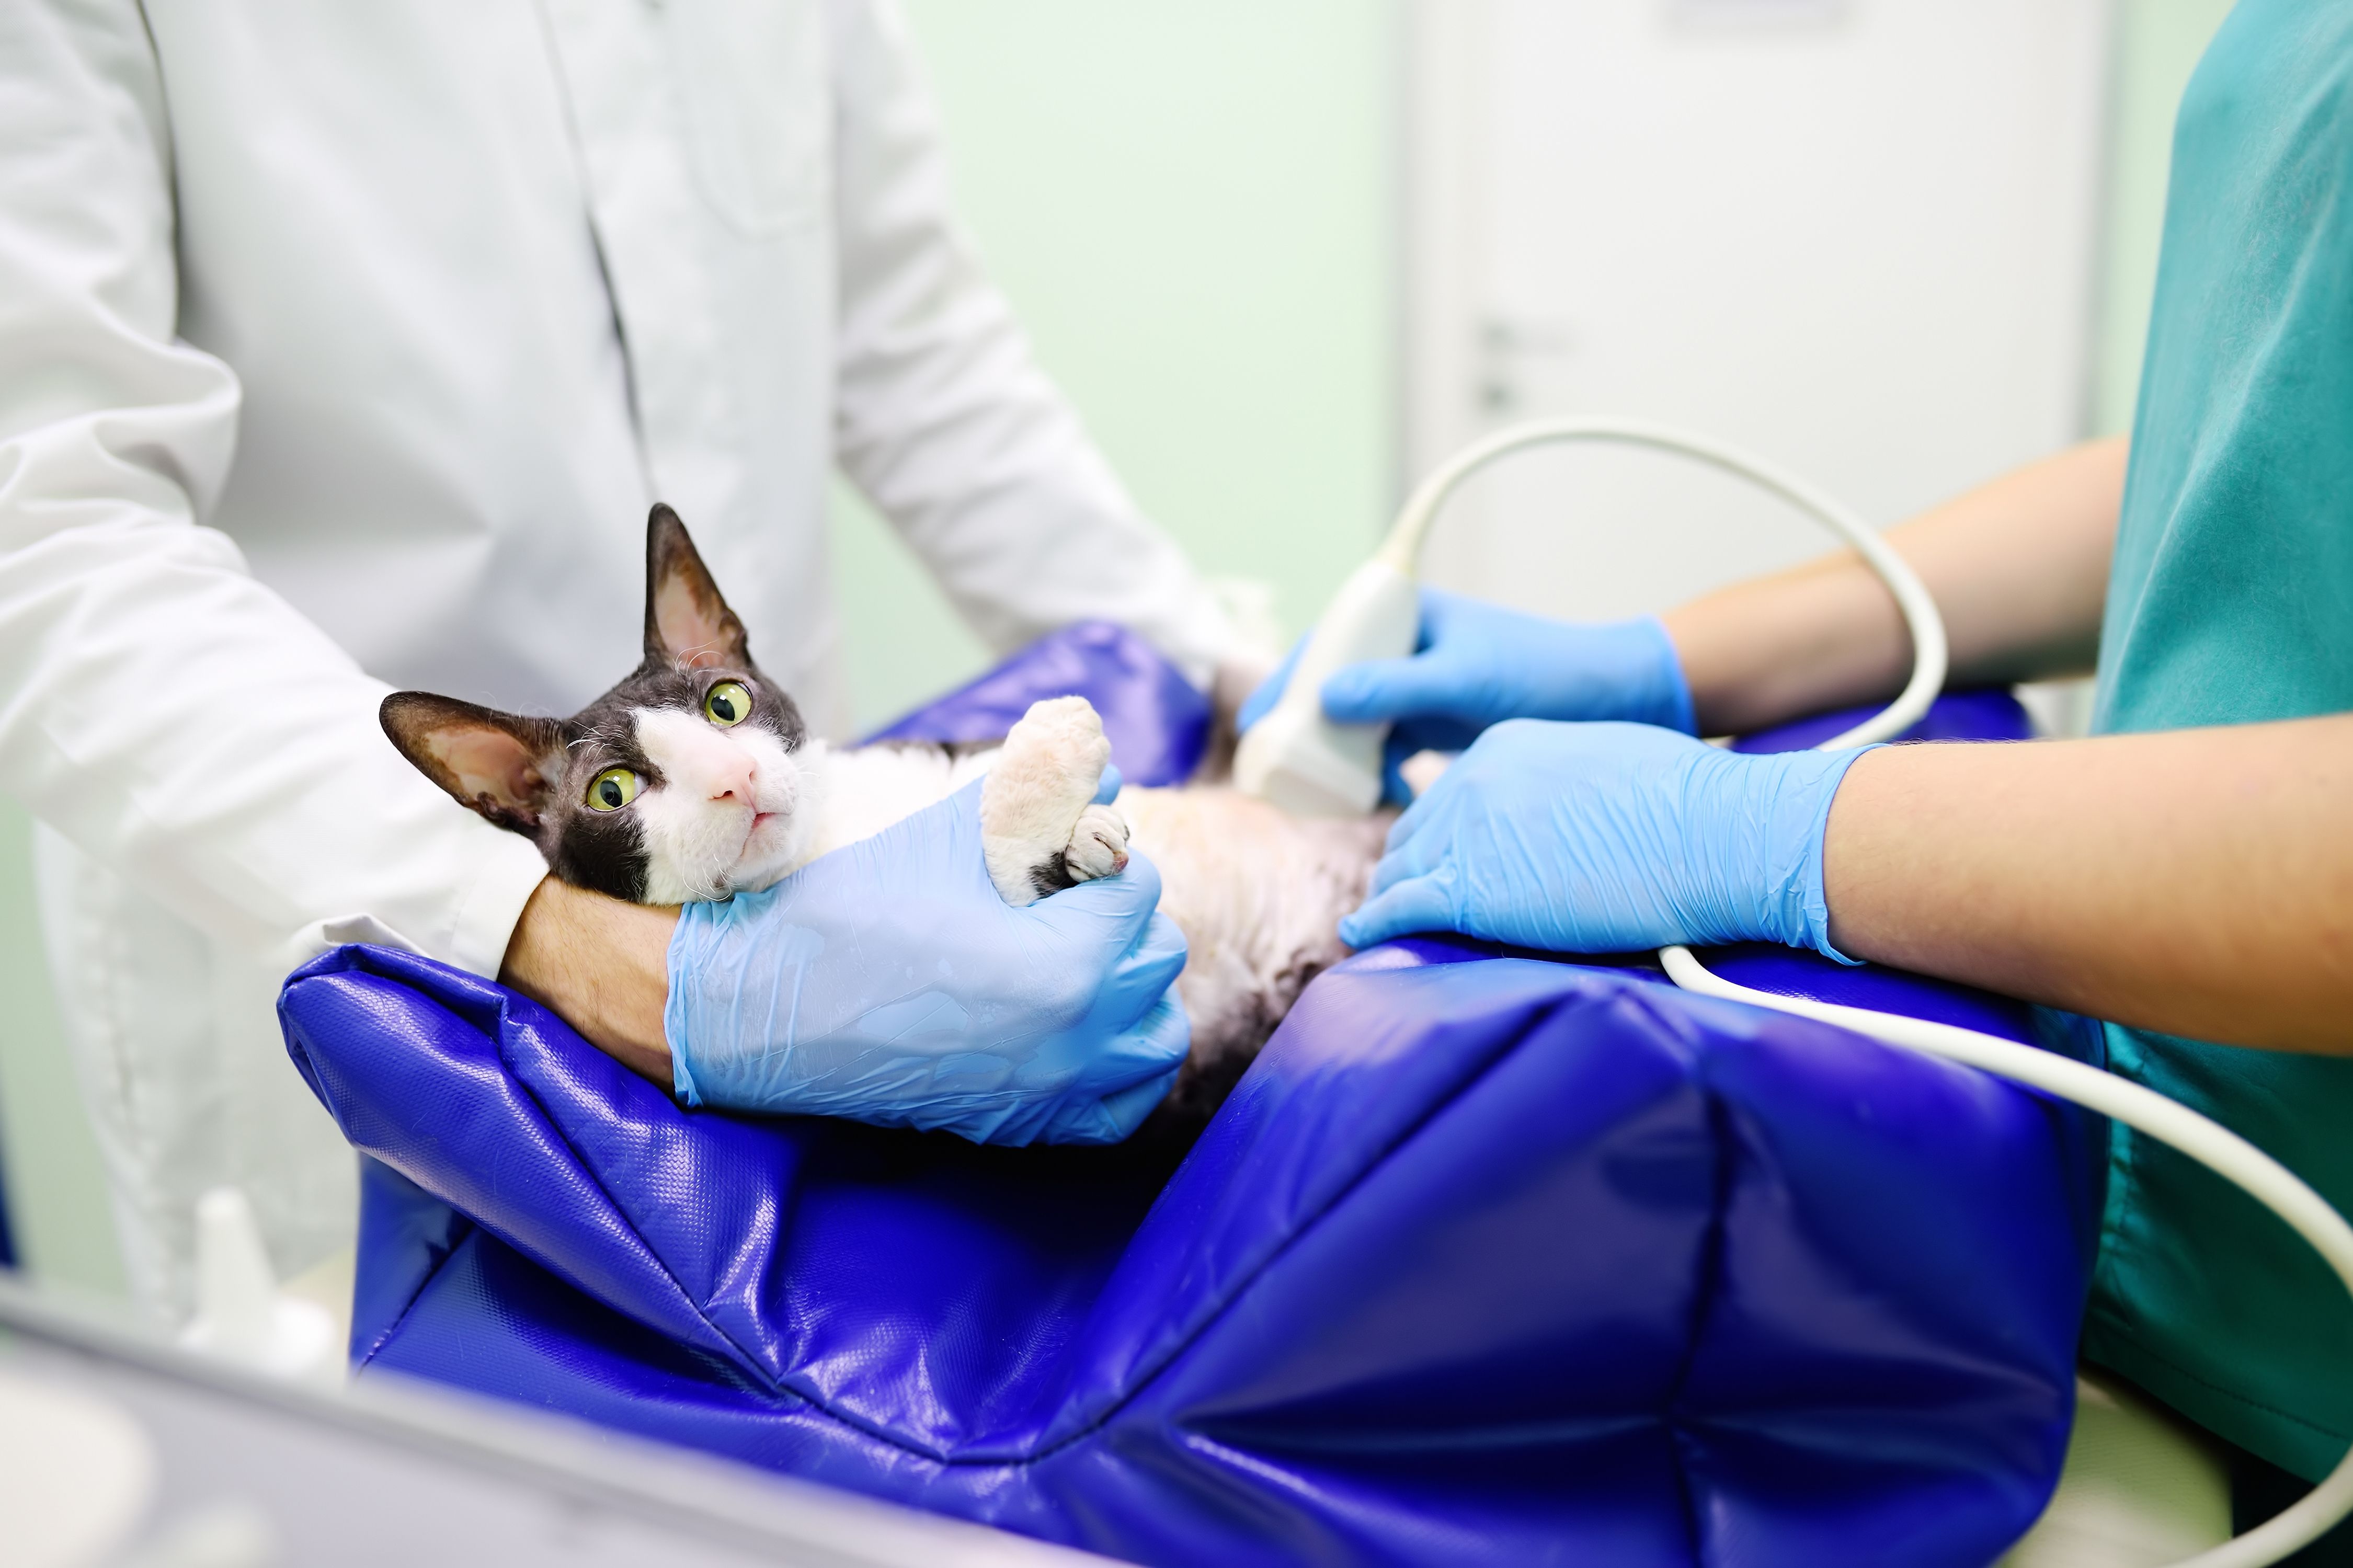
<box><xmin>382</xmin><ymin>505</ymin><xmax>1389</xmax><ymax>1119</ymax></box>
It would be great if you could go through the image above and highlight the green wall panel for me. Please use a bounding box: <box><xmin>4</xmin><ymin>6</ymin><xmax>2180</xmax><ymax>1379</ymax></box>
<box><xmin>829</xmin><ymin>1</ymin><xmax>1399</xmax><ymax>728</ymax></box>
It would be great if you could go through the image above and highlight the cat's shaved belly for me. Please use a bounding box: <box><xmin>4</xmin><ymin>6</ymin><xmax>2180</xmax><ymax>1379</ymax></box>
<box><xmin>1116</xmin><ymin>785</ymin><xmax>1391</xmax><ymax>1113</ymax></box>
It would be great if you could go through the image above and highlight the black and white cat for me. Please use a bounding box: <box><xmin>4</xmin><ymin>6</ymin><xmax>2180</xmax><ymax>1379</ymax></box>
<box><xmin>383</xmin><ymin>506</ymin><xmax>1388</xmax><ymax>1115</ymax></box>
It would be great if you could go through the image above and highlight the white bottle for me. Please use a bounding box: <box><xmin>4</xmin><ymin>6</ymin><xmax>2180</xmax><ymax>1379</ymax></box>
<box><xmin>178</xmin><ymin>1187</ymin><xmax>343</xmax><ymax>1388</ymax></box>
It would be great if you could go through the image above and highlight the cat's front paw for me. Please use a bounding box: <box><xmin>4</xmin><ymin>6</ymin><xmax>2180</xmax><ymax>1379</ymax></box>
<box><xmin>981</xmin><ymin>695</ymin><xmax>1123</xmax><ymax>905</ymax></box>
<box><xmin>1063</xmin><ymin>803</ymin><xmax>1130</xmax><ymax>884</ymax></box>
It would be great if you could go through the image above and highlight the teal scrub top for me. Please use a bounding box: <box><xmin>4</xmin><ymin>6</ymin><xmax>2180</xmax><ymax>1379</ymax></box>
<box><xmin>2086</xmin><ymin>0</ymin><xmax>2353</xmax><ymax>1482</ymax></box>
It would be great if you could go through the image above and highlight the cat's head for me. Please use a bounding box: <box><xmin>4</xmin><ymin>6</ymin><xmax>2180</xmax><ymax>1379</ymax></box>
<box><xmin>382</xmin><ymin>505</ymin><xmax>819</xmax><ymax>905</ymax></box>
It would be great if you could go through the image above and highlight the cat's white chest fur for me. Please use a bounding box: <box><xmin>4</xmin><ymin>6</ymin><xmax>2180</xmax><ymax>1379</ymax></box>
<box><xmin>796</xmin><ymin>739</ymin><xmax>998</xmax><ymax>863</ymax></box>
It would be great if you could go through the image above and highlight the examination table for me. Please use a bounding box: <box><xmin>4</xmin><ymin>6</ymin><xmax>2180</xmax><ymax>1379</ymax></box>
<box><xmin>278</xmin><ymin>625</ymin><xmax>2098</xmax><ymax>1566</ymax></box>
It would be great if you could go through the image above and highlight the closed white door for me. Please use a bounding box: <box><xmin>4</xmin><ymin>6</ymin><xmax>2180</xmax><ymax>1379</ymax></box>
<box><xmin>1405</xmin><ymin>0</ymin><xmax>2110</xmax><ymax>621</ymax></box>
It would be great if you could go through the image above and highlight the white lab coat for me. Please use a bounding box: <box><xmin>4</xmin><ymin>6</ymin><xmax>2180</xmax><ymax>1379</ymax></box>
<box><xmin>0</xmin><ymin>0</ymin><xmax>1228</xmax><ymax>1318</ymax></box>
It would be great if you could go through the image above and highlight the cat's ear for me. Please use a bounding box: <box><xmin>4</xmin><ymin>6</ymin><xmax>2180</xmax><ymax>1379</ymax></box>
<box><xmin>380</xmin><ymin>693</ymin><xmax>565</xmax><ymax>834</ymax></box>
<box><xmin>644</xmin><ymin>503</ymin><xmax>752</xmax><ymax>670</ymax></box>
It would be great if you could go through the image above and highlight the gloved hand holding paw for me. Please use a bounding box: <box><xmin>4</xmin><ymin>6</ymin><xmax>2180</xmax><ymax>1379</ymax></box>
<box><xmin>666</xmin><ymin>781</ymin><xmax>1189</xmax><ymax>1146</ymax></box>
<box><xmin>1339</xmin><ymin>719</ymin><xmax>1875</xmax><ymax>959</ymax></box>
<box><xmin>1240</xmin><ymin>588</ymin><xmax>1696</xmax><ymax>803</ymax></box>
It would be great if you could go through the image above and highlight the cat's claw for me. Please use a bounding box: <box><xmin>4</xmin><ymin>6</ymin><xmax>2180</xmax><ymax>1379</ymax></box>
<box><xmin>1064</xmin><ymin>804</ymin><xmax>1130</xmax><ymax>883</ymax></box>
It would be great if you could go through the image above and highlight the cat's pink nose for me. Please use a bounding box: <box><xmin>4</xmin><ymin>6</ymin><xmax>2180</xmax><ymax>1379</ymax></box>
<box><xmin>704</xmin><ymin>753</ymin><xmax>756</xmax><ymax>804</ymax></box>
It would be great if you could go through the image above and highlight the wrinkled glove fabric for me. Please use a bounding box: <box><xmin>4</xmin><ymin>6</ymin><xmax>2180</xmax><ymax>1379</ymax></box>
<box><xmin>667</xmin><ymin>782</ymin><xmax>1189</xmax><ymax>1146</ymax></box>
<box><xmin>1342</xmin><ymin>719</ymin><xmax>1874</xmax><ymax>960</ymax></box>
<box><xmin>1240</xmin><ymin>588</ymin><xmax>1695</xmax><ymax>802</ymax></box>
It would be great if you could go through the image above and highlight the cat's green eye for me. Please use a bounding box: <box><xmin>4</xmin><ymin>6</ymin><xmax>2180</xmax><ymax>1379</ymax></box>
<box><xmin>703</xmin><ymin>680</ymin><xmax>752</xmax><ymax>727</ymax></box>
<box><xmin>586</xmin><ymin>768</ymin><xmax>641</xmax><ymax>812</ymax></box>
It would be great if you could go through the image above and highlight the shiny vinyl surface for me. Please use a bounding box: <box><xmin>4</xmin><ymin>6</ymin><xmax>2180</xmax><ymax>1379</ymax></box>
<box><xmin>280</xmin><ymin>649</ymin><xmax>2099</xmax><ymax>1565</ymax></box>
<box><xmin>282</xmin><ymin>938</ymin><xmax>2100</xmax><ymax>1567</ymax></box>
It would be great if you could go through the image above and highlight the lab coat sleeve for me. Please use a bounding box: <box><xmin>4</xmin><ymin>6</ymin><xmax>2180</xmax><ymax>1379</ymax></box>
<box><xmin>0</xmin><ymin>2</ymin><xmax>549</xmax><ymax>978</ymax></box>
<box><xmin>825</xmin><ymin>0</ymin><xmax>1232</xmax><ymax>689</ymax></box>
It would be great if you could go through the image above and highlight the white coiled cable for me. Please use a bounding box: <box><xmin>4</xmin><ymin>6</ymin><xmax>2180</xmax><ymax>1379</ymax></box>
<box><xmin>1392</xmin><ymin>417</ymin><xmax>2353</xmax><ymax>1567</ymax></box>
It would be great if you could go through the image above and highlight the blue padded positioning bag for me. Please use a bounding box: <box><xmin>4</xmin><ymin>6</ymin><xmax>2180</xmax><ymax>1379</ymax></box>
<box><xmin>279</xmin><ymin>627</ymin><xmax>2099</xmax><ymax>1567</ymax></box>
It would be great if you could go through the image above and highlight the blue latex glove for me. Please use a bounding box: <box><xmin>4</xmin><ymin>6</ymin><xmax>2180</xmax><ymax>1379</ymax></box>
<box><xmin>666</xmin><ymin>781</ymin><xmax>1189</xmax><ymax>1146</ymax></box>
<box><xmin>1338</xmin><ymin>719</ymin><xmax>1877</xmax><ymax>959</ymax></box>
<box><xmin>1238</xmin><ymin>588</ymin><xmax>1696</xmax><ymax>803</ymax></box>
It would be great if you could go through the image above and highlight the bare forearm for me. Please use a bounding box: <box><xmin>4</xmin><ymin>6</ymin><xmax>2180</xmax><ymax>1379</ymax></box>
<box><xmin>1823</xmin><ymin>716</ymin><xmax>2353</xmax><ymax>1053</ymax></box>
<box><xmin>1664</xmin><ymin>438</ymin><xmax>2126</xmax><ymax>735</ymax></box>
<box><xmin>498</xmin><ymin>876</ymin><xmax>678</xmax><ymax>1080</ymax></box>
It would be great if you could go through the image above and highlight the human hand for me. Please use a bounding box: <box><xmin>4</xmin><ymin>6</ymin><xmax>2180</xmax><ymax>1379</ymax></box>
<box><xmin>666</xmin><ymin>781</ymin><xmax>1189</xmax><ymax>1145</ymax></box>
<box><xmin>1338</xmin><ymin>719</ymin><xmax>1873</xmax><ymax>958</ymax></box>
<box><xmin>1238</xmin><ymin>588</ymin><xmax>1695</xmax><ymax>802</ymax></box>
<box><xmin>500</xmin><ymin>876</ymin><xmax>681</xmax><ymax>1080</ymax></box>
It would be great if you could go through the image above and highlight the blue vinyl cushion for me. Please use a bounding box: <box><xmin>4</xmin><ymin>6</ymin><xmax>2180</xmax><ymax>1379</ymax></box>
<box><xmin>861</xmin><ymin>620</ymin><xmax>1214</xmax><ymax>786</ymax></box>
<box><xmin>280</xmin><ymin>635</ymin><xmax>2099</xmax><ymax>1566</ymax></box>
<box><xmin>1729</xmin><ymin>686</ymin><xmax>2034</xmax><ymax>754</ymax></box>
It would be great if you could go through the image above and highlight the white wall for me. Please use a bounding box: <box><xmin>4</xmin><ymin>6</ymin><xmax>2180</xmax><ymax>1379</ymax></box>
<box><xmin>1405</xmin><ymin>0</ymin><xmax>2110</xmax><ymax>624</ymax></box>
